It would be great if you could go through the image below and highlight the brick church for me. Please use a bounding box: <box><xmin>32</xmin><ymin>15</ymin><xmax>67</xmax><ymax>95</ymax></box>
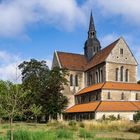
<box><xmin>52</xmin><ymin>13</ymin><xmax>140</xmax><ymax>120</ymax></box>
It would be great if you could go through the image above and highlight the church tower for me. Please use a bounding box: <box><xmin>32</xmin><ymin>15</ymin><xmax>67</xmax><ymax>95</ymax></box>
<box><xmin>84</xmin><ymin>12</ymin><xmax>101</xmax><ymax>61</ymax></box>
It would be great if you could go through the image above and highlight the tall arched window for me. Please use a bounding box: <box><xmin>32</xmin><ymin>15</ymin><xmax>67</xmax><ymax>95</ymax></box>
<box><xmin>136</xmin><ymin>93</ymin><xmax>138</xmax><ymax>100</ymax></box>
<box><xmin>90</xmin><ymin>74</ymin><xmax>92</xmax><ymax>85</ymax></box>
<box><xmin>116</xmin><ymin>68</ymin><xmax>119</xmax><ymax>81</ymax></box>
<box><xmin>121</xmin><ymin>92</ymin><xmax>124</xmax><ymax>100</ymax></box>
<box><xmin>120</xmin><ymin>66</ymin><xmax>124</xmax><ymax>81</ymax></box>
<box><xmin>125</xmin><ymin>69</ymin><xmax>129</xmax><ymax>82</ymax></box>
<box><xmin>100</xmin><ymin>70</ymin><xmax>103</xmax><ymax>82</ymax></box>
<box><xmin>108</xmin><ymin>92</ymin><xmax>111</xmax><ymax>99</ymax></box>
<box><xmin>70</xmin><ymin>74</ymin><xmax>73</xmax><ymax>86</ymax></box>
<box><xmin>75</xmin><ymin>75</ymin><xmax>78</xmax><ymax>86</ymax></box>
<box><xmin>96</xmin><ymin>72</ymin><xmax>98</xmax><ymax>83</ymax></box>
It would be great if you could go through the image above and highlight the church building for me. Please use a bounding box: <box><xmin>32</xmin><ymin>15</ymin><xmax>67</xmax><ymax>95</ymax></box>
<box><xmin>52</xmin><ymin>13</ymin><xmax>140</xmax><ymax>120</ymax></box>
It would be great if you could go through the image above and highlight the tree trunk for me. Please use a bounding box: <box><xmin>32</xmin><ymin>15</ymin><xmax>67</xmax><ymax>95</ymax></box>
<box><xmin>10</xmin><ymin>118</ymin><xmax>13</xmax><ymax>140</ymax></box>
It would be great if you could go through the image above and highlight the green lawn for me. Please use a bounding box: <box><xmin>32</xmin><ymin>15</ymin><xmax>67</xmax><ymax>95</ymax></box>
<box><xmin>0</xmin><ymin>120</ymin><xmax>140</xmax><ymax>140</ymax></box>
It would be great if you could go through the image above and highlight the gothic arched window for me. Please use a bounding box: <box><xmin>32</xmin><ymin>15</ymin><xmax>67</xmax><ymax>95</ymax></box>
<box><xmin>116</xmin><ymin>68</ymin><xmax>119</xmax><ymax>81</ymax></box>
<box><xmin>125</xmin><ymin>69</ymin><xmax>129</xmax><ymax>82</ymax></box>
<box><xmin>100</xmin><ymin>69</ymin><xmax>103</xmax><ymax>82</ymax></box>
<box><xmin>75</xmin><ymin>75</ymin><xmax>78</xmax><ymax>86</ymax></box>
<box><xmin>96</xmin><ymin>72</ymin><xmax>98</xmax><ymax>83</ymax></box>
<box><xmin>120</xmin><ymin>66</ymin><xmax>124</xmax><ymax>81</ymax></box>
<box><xmin>70</xmin><ymin>74</ymin><xmax>73</xmax><ymax>86</ymax></box>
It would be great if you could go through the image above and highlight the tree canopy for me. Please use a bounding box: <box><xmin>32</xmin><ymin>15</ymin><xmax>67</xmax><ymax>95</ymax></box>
<box><xmin>18</xmin><ymin>59</ymin><xmax>68</xmax><ymax>120</ymax></box>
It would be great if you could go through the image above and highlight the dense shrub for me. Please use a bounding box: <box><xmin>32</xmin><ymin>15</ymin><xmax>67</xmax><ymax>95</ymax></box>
<box><xmin>128</xmin><ymin>125</ymin><xmax>140</xmax><ymax>133</ymax></box>
<box><xmin>133</xmin><ymin>111</ymin><xmax>140</xmax><ymax>122</ymax></box>
<box><xmin>79</xmin><ymin>128</ymin><xmax>95</xmax><ymax>138</ymax></box>
<box><xmin>56</xmin><ymin>129</ymin><xmax>73</xmax><ymax>139</ymax></box>
<box><xmin>68</xmin><ymin>120</ymin><xmax>76</xmax><ymax>127</ymax></box>
<box><xmin>79</xmin><ymin>122</ymin><xmax>85</xmax><ymax>128</ymax></box>
<box><xmin>102</xmin><ymin>115</ymin><xmax>118</xmax><ymax>121</ymax></box>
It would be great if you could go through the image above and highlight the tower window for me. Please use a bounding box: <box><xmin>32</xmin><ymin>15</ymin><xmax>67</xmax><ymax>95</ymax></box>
<box><xmin>70</xmin><ymin>74</ymin><xmax>73</xmax><ymax>86</ymax></box>
<box><xmin>75</xmin><ymin>75</ymin><xmax>78</xmax><ymax>86</ymax></box>
<box><xmin>108</xmin><ymin>92</ymin><xmax>111</xmax><ymax>99</ymax></box>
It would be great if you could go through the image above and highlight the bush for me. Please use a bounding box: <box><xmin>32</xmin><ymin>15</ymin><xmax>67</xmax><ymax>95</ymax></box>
<box><xmin>79</xmin><ymin>122</ymin><xmax>85</xmax><ymax>128</ymax></box>
<box><xmin>79</xmin><ymin>128</ymin><xmax>94</xmax><ymax>138</ymax></box>
<box><xmin>133</xmin><ymin>111</ymin><xmax>140</xmax><ymax>122</ymax></box>
<box><xmin>102</xmin><ymin>115</ymin><xmax>118</xmax><ymax>121</ymax></box>
<box><xmin>128</xmin><ymin>125</ymin><xmax>140</xmax><ymax>133</ymax></box>
<box><xmin>68</xmin><ymin>120</ymin><xmax>76</xmax><ymax>127</ymax></box>
<box><xmin>56</xmin><ymin>129</ymin><xmax>73</xmax><ymax>139</ymax></box>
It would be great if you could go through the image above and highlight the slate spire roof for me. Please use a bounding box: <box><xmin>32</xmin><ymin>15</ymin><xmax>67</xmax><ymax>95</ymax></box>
<box><xmin>89</xmin><ymin>12</ymin><xmax>95</xmax><ymax>32</ymax></box>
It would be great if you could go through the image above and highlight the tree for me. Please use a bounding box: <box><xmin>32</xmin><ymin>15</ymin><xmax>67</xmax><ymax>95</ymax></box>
<box><xmin>31</xmin><ymin>104</ymin><xmax>42</xmax><ymax>123</ymax></box>
<box><xmin>0</xmin><ymin>80</ymin><xmax>30</xmax><ymax>140</ymax></box>
<box><xmin>19</xmin><ymin>59</ymin><xmax>68</xmax><ymax>121</ymax></box>
<box><xmin>18</xmin><ymin>59</ymin><xmax>49</xmax><ymax>104</ymax></box>
<box><xmin>137</xmin><ymin>80</ymin><xmax>140</xmax><ymax>84</ymax></box>
<box><xmin>133</xmin><ymin>111</ymin><xmax>140</xmax><ymax>122</ymax></box>
<box><xmin>40</xmin><ymin>67</ymin><xmax>68</xmax><ymax>120</ymax></box>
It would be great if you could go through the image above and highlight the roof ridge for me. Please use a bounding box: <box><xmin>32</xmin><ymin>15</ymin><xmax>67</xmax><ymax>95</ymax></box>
<box><xmin>57</xmin><ymin>51</ymin><xmax>85</xmax><ymax>56</ymax></box>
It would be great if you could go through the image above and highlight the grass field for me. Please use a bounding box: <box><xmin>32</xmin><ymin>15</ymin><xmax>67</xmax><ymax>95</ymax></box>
<box><xmin>0</xmin><ymin>120</ymin><xmax>140</xmax><ymax>140</ymax></box>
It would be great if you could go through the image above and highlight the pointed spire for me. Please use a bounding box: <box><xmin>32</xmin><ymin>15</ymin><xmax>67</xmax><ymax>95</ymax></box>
<box><xmin>88</xmin><ymin>11</ymin><xmax>96</xmax><ymax>39</ymax></box>
<box><xmin>89</xmin><ymin>11</ymin><xmax>95</xmax><ymax>31</ymax></box>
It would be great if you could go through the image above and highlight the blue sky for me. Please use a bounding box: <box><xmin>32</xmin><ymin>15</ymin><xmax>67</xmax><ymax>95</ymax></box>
<box><xmin>0</xmin><ymin>0</ymin><xmax>140</xmax><ymax>82</ymax></box>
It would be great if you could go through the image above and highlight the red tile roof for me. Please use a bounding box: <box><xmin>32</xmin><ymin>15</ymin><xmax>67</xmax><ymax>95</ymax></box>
<box><xmin>65</xmin><ymin>101</ymin><xmax>100</xmax><ymax>113</ymax></box>
<box><xmin>76</xmin><ymin>82</ymin><xmax>140</xmax><ymax>96</ymax></box>
<box><xmin>97</xmin><ymin>101</ymin><xmax>139</xmax><ymax>112</ymax></box>
<box><xmin>76</xmin><ymin>83</ymin><xmax>104</xmax><ymax>95</ymax></box>
<box><xmin>65</xmin><ymin>101</ymin><xmax>140</xmax><ymax>113</ymax></box>
<box><xmin>57</xmin><ymin>38</ymin><xmax>119</xmax><ymax>71</ymax></box>
<box><xmin>57</xmin><ymin>52</ymin><xmax>87</xmax><ymax>71</ymax></box>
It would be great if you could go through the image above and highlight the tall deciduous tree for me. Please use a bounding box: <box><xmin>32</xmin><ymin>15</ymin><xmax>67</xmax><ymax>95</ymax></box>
<box><xmin>0</xmin><ymin>80</ymin><xmax>30</xmax><ymax>140</ymax></box>
<box><xmin>18</xmin><ymin>59</ymin><xmax>49</xmax><ymax>104</ymax></box>
<box><xmin>19</xmin><ymin>59</ymin><xmax>68</xmax><ymax>120</ymax></box>
<box><xmin>40</xmin><ymin>67</ymin><xmax>68</xmax><ymax>120</ymax></box>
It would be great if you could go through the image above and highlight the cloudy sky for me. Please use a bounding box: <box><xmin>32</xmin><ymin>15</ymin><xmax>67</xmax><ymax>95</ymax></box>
<box><xmin>0</xmin><ymin>0</ymin><xmax>140</xmax><ymax>82</ymax></box>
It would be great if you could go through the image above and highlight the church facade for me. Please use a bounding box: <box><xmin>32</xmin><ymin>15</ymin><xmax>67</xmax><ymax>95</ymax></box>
<box><xmin>52</xmin><ymin>13</ymin><xmax>140</xmax><ymax>120</ymax></box>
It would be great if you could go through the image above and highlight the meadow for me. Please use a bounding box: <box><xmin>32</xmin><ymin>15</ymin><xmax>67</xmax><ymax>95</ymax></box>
<box><xmin>0</xmin><ymin>120</ymin><xmax>140</xmax><ymax>140</ymax></box>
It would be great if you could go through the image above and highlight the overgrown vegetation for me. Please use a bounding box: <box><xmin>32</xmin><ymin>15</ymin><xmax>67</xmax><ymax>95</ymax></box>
<box><xmin>0</xmin><ymin>59</ymin><xmax>69</xmax><ymax>140</ymax></box>
<box><xmin>0</xmin><ymin>121</ymin><xmax>140</xmax><ymax>140</ymax></box>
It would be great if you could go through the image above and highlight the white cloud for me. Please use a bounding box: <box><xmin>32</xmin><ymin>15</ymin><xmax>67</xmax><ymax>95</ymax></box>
<box><xmin>0</xmin><ymin>0</ymin><xmax>88</xmax><ymax>38</ymax></box>
<box><xmin>0</xmin><ymin>50</ymin><xmax>22</xmax><ymax>83</ymax></box>
<box><xmin>0</xmin><ymin>0</ymin><xmax>140</xmax><ymax>38</ymax></box>
<box><xmin>95</xmin><ymin>0</ymin><xmax>140</xmax><ymax>25</ymax></box>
